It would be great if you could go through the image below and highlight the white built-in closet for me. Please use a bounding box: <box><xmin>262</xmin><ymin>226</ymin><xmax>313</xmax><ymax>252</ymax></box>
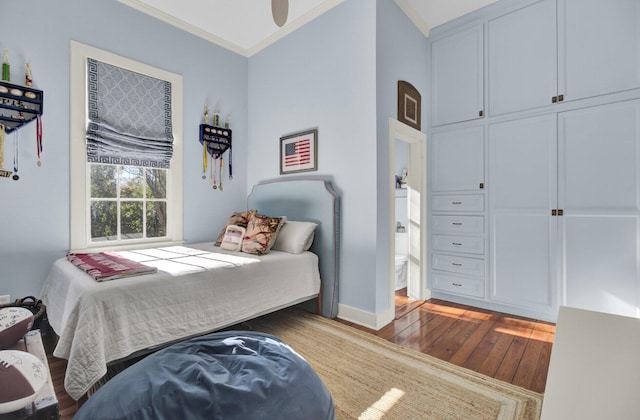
<box><xmin>428</xmin><ymin>0</ymin><xmax>640</xmax><ymax>322</ymax></box>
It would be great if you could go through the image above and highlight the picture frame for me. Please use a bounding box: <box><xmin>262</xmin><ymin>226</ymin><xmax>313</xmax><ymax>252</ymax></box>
<box><xmin>397</xmin><ymin>80</ymin><xmax>421</xmax><ymax>131</ymax></box>
<box><xmin>280</xmin><ymin>128</ymin><xmax>318</xmax><ymax>174</ymax></box>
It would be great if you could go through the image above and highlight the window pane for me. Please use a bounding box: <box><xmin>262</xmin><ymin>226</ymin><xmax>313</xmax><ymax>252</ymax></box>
<box><xmin>146</xmin><ymin>201</ymin><xmax>167</xmax><ymax>238</ymax></box>
<box><xmin>120</xmin><ymin>166</ymin><xmax>144</xmax><ymax>199</ymax></box>
<box><xmin>146</xmin><ymin>169</ymin><xmax>167</xmax><ymax>199</ymax></box>
<box><xmin>90</xmin><ymin>165</ymin><xmax>117</xmax><ymax>198</ymax></box>
<box><xmin>91</xmin><ymin>201</ymin><xmax>117</xmax><ymax>241</ymax></box>
<box><xmin>121</xmin><ymin>201</ymin><xmax>143</xmax><ymax>239</ymax></box>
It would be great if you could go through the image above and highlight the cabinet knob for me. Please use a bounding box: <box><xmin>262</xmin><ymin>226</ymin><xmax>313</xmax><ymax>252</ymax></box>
<box><xmin>451</xmin><ymin>201</ymin><xmax>463</xmax><ymax>205</ymax></box>
<box><xmin>558</xmin><ymin>94</ymin><xmax>564</xmax><ymax>102</ymax></box>
<box><xmin>452</xmin><ymin>282</ymin><xmax>463</xmax><ymax>287</ymax></box>
<box><xmin>552</xmin><ymin>96</ymin><xmax>558</xmax><ymax>103</ymax></box>
<box><xmin>452</xmin><ymin>242</ymin><xmax>463</xmax><ymax>246</ymax></box>
<box><xmin>452</xmin><ymin>262</ymin><xmax>462</xmax><ymax>267</ymax></box>
<box><xmin>452</xmin><ymin>222</ymin><xmax>462</xmax><ymax>226</ymax></box>
<box><xmin>479</xmin><ymin>183</ymin><xmax>484</xmax><ymax>189</ymax></box>
<box><xmin>479</xmin><ymin>110</ymin><xmax>484</xmax><ymax>117</ymax></box>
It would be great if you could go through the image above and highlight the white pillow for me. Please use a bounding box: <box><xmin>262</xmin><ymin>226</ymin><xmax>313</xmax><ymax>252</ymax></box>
<box><xmin>272</xmin><ymin>221</ymin><xmax>318</xmax><ymax>254</ymax></box>
<box><xmin>220</xmin><ymin>225</ymin><xmax>246</xmax><ymax>252</ymax></box>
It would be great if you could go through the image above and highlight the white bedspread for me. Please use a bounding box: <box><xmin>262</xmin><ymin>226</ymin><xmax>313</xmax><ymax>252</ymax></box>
<box><xmin>40</xmin><ymin>244</ymin><xmax>320</xmax><ymax>400</ymax></box>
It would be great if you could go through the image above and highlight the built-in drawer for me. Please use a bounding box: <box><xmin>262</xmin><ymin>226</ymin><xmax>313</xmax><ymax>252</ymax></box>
<box><xmin>432</xmin><ymin>253</ymin><xmax>485</xmax><ymax>277</ymax></box>
<box><xmin>432</xmin><ymin>272</ymin><xmax>484</xmax><ymax>298</ymax></box>
<box><xmin>432</xmin><ymin>215</ymin><xmax>484</xmax><ymax>234</ymax></box>
<box><xmin>432</xmin><ymin>194</ymin><xmax>484</xmax><ymax>212</ymax></box>
<box><xmin>432</xmin><ymin>234</ymin><xmax>484</xmax><ymax>254</ymax></box>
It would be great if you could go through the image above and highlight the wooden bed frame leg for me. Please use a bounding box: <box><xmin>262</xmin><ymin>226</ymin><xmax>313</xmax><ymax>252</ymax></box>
<box><xmin>317</xmin><ymin>286</ymin><xmax>323</xmax><ymax>315</ymax></box>
<box><xmin>77</xmin><ymin>393</ymin><xmax>88</xmax><ymax>410</ymax></box>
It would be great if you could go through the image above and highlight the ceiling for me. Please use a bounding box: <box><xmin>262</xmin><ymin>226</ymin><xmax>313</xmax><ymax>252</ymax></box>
<box><xmin>118</xmin><ymin>0</ymin><xmax>497</xmax><ymax>57</ymax></box>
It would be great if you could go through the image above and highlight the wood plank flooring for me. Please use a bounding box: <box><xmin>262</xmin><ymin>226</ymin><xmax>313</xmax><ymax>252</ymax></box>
<box><xmin>45</xmin><ymin>294</ymin><xmax>554</xmax><ymax>418</ymax></box>
<box><xmin>340</xmin><ymin>290</ymin><xmax>555</xmax><ymax>395</ymax></box>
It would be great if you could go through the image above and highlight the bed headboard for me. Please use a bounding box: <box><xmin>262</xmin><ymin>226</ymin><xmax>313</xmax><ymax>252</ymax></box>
<box><xmin>247</xmin><ymin>179</ymin><xmax>340</xmax><ymax>318</ymax></box>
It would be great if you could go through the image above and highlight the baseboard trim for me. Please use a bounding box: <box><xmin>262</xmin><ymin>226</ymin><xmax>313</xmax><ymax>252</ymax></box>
<box><xmin>337</xmin><ymin>303</ymin><xmax>395</xmax><ymax>331</ymax></box>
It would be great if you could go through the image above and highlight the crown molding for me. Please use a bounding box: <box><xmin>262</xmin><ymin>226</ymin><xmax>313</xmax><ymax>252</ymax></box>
<box><xmin>247</xmin><ymin>0</ymin><xmax>345</xmax><ymax>56</ymax></box>
<box><xmin>394</xmin><ymin>0</ymin><xmax>431</xmax><ymax>38</ymax></box>
<box><xmin>119</xmin><ymin>0</ymin><xmax>345</xmax><ymax>58</ymax></box>
<box><xmin>118</xmin><ymin>0</ymin><xmax>248</xmax><ymax>56</ymax></box>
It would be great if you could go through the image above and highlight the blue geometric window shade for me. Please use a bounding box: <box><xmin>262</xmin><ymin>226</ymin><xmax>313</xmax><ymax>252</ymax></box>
<box><xmin>86</xmin><ymin>58</ymin><xmax>174</xmax><ymax>168</ymax></box>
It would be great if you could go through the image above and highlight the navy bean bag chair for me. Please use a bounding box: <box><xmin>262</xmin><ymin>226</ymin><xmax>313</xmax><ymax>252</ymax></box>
<box><xmin>75</xmin><ymin>331</ymin><xmax>335</xmax><ymax>420</ymax></box>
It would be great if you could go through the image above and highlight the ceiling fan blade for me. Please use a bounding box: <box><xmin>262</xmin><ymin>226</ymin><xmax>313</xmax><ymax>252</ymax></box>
<box><xmin>272</xmin><ymin>0</ymin><xmax>289</xmax><ymax>27</ymax></box>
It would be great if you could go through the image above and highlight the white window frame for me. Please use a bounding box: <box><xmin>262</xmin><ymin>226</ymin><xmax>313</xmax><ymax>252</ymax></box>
<box><xmin>69</xmin><ymin>41</ymin><xmax>183</xmax><ymax>251</ymax></box>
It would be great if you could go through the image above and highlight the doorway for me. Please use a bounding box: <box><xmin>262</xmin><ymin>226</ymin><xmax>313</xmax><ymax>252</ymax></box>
<box><xmin>388</xmin><ymin>118</ymin><xmax>428</xmax><ymax>317</ymax></box>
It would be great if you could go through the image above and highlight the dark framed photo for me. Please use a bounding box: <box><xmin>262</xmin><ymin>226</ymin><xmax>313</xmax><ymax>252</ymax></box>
<box><xmin>398</xmin><ymin>80</ymin><xmax>421</xmax><ymax>131</ymax></box>
<box><xmin>280</xmin><ymin>128</ymin><xmax>318</xmax><ymax>174</ymax></box>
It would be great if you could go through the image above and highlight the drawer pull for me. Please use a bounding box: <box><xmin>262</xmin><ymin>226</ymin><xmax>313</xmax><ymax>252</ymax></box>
<box><xmin>451</xmin><ymin>201</ymin><xmax>463</xmax><ymax>205</ymax></box>
<box><xmin>452</xmin><ymin>282</ymin><xmax>463</xmax><ymax>287</ymax></box>
<box><xmin>452</xmin><ymin>262</ymin><xmax>462</xmax><ymax>267</ymax></box>
<box><xmin>452</xmin><ymin>242</ymin><xmax>463</xmax><ymax>246</ymax></box>
<box><xmin>452</xmin><ymin>222</ymin><xmax>462</xmax><ymax>226</ymax></box>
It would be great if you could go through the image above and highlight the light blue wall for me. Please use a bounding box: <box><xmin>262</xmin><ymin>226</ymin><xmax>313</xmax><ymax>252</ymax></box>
<box><xmin>0</xmin><ymin>0</ymin><xmax>429</xmax><ymax>321</ymax></box>
<box><xmin>248</xmin><ymin>0</ymin><xmax>378</xmax><ymax>312</ymax></box>
<box><xmin>375</xmin><ymin>0</ymin><xmax>429</xmax><ymax>310</ymax></box>
<box><xmin>0</xmin><ymin>0</ymin><xmax>248</xmax><ymax>299</ymax></box>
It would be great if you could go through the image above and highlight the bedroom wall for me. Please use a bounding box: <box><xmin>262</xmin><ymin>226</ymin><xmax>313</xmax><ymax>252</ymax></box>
<box><xmin>247</xmin><ymin>0</ymin><xmax>379</xmax><ymax>313</ymax></box>
<box><xmin>375</xmin><ymin>0</ymin><xmax>429</xmax><ymax>312</ymax></box>
<box><xmin>0</xmin><ymin>0</ymin><xmax>248</xmax><ymax>299</ymax></box>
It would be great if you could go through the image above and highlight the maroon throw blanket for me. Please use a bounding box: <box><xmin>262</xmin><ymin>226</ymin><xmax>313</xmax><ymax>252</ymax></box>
<box><xmin>66</xmin><ymin>252</ymin><xmax>158</xmax><ymax>282</ymax></box>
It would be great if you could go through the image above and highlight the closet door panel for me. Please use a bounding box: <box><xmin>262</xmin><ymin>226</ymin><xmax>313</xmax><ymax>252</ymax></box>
<box><xmin>558</xmin><ymin>0</ymin><xmax>640</xmax><ymax>101</ymax></box>
<box><xmin>432</xmin><ymin>24</ymin><xmax>484</xmax><ymax>126</ymax></box>
<box><xmin>489</xmin><ymin>115</ymin><xmax>557</xmax><ymax>312</ymax></box>
<box><xmin>432</xmin><ymin>126</ymin><xmax>484</xmax><ymax>192</ymax></box>
<box><xmin>492</xmin><ymin>215</ymin><xmax>555</xmax><ymax>308</ymax></box>
<box><xmin>488</xmin><ymin>0</ymin><xmax>557</xmax><ymax>116</ymax></box>
<box><xmin>559</xmin><ymin>100</ymin><xmax>640</xmax><ymax>212</ymax></box>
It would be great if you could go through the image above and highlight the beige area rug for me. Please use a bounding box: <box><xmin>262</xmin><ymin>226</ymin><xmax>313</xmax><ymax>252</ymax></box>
<box><xmin>240</xmin><ymin>309</ymin><xmax>543</xmax><ymax>420</ymax></box>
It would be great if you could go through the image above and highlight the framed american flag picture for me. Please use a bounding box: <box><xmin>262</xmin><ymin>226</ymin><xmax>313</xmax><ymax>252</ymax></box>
<box><xmin>280</xmin><ymin>128</ymin><xmax>318</xmax><ymax>174</ymax></box>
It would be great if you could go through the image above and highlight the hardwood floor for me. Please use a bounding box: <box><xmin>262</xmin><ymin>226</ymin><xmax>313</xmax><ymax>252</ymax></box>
<box><xmin>342</xmin><ymin>290</ymin><xmax>555</xmax><ymax>394</ymax></box>
<box><xmin>46</xmin><ymin>295</ymin><xmax>554</xmax><ymax>418</ymax></box>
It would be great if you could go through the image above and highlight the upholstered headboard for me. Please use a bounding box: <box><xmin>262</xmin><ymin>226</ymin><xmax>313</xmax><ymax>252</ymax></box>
<box><xmin>247</xmin><ymin>179</ymin><xmax>340</xmax><ymax>318</ymax></box>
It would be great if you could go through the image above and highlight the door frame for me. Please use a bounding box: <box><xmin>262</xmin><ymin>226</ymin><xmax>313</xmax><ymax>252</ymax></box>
<box><xmin>388</xmin><ymin>118</ymin><xmax>430</xmax><ymax>311</ymax></box>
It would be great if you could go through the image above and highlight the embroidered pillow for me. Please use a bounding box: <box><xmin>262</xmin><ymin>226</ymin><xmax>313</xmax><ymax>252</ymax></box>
<box><xmin>220</xmin><ymin>225</ymin><xmax>246</xmax><ymax>252</ymax></box>
<box><xmin>242</xmin><ymin>214</ymin><xmax>287</xmax><ymax>255</ymax></box>
<box><xmin>214</xmin><ymin>210</ymin><xmax>257</xmax><ymax>246</ymax></box>
<box><xmin>272</xmin><ymin>221</ymin><xmax>318</xmax><ymax>254</ymax></box>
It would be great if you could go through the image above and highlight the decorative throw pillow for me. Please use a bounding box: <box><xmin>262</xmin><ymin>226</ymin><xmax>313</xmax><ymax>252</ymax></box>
<box><xmin>241</xmin><ymin>214</ymin><xmax>287</xmax><ymax>255</ymax></box>
<box><xmin>272</xmin><ymin>221</ymin><xmax>318</xmax><ymax>254</ymax></box>
<box><xmin>220</xmin><ymin>225</ymin><xmax>246</xmax><ymax>252</ymax></box>
<box><xmin>214</xmin><ymin>210</ymin><xmax>257</xmax><ymax>246</ymax></box>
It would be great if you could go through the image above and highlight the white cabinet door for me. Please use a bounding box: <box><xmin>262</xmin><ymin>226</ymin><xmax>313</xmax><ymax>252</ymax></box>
<box><xmin>559</xmin><ymin>100</ymin><xmax>640</xmax><ymax>317</ymax></box>
<box><xmin>489</xmin><ymin>115</ymin><xmax>558</xmax><ymax>313</ymax></box>
<box><xmin>431</xmin><ymin>24</ymin><xmax>484</xmax><ymax>126</ymax></box>
<box><xmin>558</xmin><ymin>0</ymin><xmax>640</xmax><ymax>102</ymax></box>
<box><xmin>431</xmin><ymin>126</ymin><xmax>484</xmax><ymax>192</ymax></box>
<box><xmin>488</xmin><ymin>0</ymin><xmax>557</xmax><ymax>116</ymax></box>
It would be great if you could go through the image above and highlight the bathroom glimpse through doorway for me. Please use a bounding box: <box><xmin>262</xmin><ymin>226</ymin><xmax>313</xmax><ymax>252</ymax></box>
<box><xmin>388</xmin><ymin>118</ymin><xmax>429</xmax><ymax>318</ymax></box>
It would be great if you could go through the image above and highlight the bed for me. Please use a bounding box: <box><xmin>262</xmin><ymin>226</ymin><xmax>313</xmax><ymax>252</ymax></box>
<box><xmin>40</xmin><ymin>178</ymin><xmax>340</xmax><ymax>401</ymax></box>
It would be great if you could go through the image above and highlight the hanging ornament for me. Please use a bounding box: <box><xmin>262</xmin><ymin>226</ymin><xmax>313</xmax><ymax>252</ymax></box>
<box><xmin>36</xmin><ymin>115</ymin><xmax>42</xmax><ymax>167</ymax></box>
<box><xmin>218</xmin><ymin>156</ymin><xmax>223</xmax><ymax>191</ymax></box>
<box><xmin>25</xmin><ymin>62</ymin><xmax>33</xmax><ymax>87</ymax></box>
<box><xmin>0</xmin><ymin>123</ymin><xmax>10</xmax><ymax>178</ymax></box>
<box><xmin>12</xmin><ymin>130</ymin><xmax>19</xmax><ymax>181</ymax></box>
<box><xmin>2</xmin><ymin>49</ymin><xmax>10</xmax><ymax>82</ymax></box>
<box><xmin>202</xmin><ymin>140</ymin><xmax>207</xmax><ymax>179</ymax></box>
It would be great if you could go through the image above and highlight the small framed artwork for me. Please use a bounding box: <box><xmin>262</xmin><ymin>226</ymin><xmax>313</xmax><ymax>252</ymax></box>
<box><xmin>280</xmin><ymin>128</ymin><xmax>318</xmax><ymax>174</ymax></box>
<box><xmin>398</xmin><ymin>80</ymin><xmax>421</xmax><ymax>131</ymax></box>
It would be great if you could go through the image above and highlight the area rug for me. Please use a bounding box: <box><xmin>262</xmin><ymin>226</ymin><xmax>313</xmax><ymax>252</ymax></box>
<box><xmin>240</xmin><ymin>308</ymin><xmax>543</xmax><ymax>420</ymax></box>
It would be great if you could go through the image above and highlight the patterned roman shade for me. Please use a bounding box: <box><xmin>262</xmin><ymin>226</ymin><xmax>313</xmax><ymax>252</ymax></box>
<box><xmin>86</xmin><ymin>58</ymin><xmax>174</xmax><ymax>168</ymax></box>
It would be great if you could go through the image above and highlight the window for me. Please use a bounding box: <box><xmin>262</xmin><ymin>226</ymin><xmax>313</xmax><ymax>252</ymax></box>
<box><xmin>70</xmin><ymin>41</ymin><xmax>183</xmax><ymax>251</ymax></box>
